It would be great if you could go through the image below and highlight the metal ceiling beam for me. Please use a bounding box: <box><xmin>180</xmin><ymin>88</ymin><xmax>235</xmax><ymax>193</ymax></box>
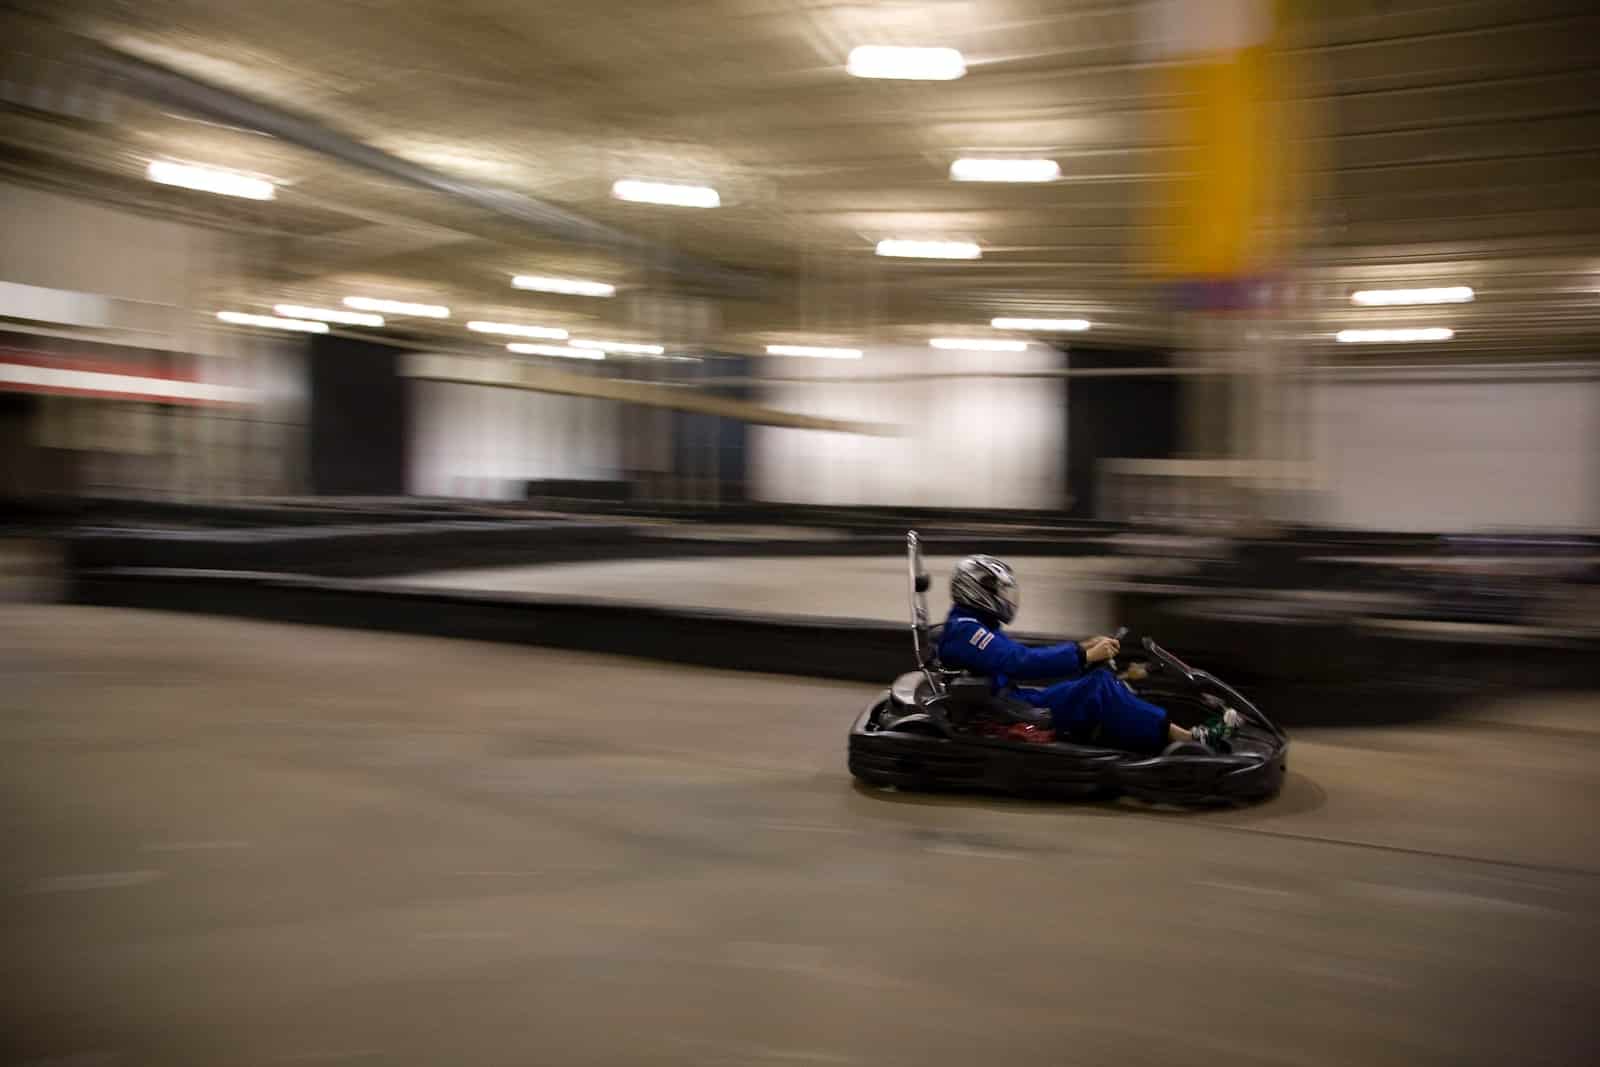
<box><xmin>399</xmin><ymin>353</ymin><xmax>896</xmax><ymax>436</ymax></box>
<box><xmin>77</xmin><ymin>42</ymin><xmax>764</xmax><ymax>299</ymax></box>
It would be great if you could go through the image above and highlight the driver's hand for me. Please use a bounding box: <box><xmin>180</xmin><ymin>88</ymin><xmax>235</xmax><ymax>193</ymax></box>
<box><xmin>1081</xmin><ymin>636</ymin><xmax>1121</xmax><ymax>663</ymax></box>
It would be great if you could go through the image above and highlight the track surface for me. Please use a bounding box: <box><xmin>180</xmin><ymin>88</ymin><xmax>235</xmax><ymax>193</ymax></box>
<box><xmin>3</xmin><ymin>607</ymin><xmax>1597</xmax><ymax>1066</ymax></box>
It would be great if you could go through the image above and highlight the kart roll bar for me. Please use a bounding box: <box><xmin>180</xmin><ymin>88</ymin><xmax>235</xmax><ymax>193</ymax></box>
<box><xmin>907</xmin><ymin>531</ymin><xmax>945</xmax><ymax>699</ymax></box>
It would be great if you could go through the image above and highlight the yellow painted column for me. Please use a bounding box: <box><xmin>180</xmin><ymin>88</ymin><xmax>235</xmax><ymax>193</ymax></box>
<box><xmin>1147</xmin><ymin>0</ymin><xmax>1304</xmax><ymax>299</ymax></box>
<box><xmin>1141</xmin><ymin>0</ymin><xmax>1314</xmax><ymax>523</ymax></box>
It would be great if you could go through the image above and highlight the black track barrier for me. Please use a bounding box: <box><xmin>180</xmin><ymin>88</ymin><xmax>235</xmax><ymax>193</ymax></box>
<box><xmin>70</xmin><ymin>566</ymin><xmax>1597</xmax><ymax>728</ymax></box>
<box><xmin>63</xmin><ymin>525</ymin><xmax>1117</xmax><ymax>578</ymax></box>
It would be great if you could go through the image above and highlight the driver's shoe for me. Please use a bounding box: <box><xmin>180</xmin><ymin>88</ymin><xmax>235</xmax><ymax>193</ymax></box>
<box><xmin>1190</xmin><ymin>707</ymin><xmax>1243</xmax><ymax>752</ymax></box>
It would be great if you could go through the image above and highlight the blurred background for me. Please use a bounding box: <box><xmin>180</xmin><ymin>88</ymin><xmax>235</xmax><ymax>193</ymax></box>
<box><xmin>2</xmin><ymin>1</ymin><xmax>1597</xmax><ymax>1064</ymax></box>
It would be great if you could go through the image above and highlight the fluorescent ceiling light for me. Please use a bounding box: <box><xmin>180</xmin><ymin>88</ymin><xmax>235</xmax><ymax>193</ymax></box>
<box><xmin>875</xmin><ymin>239</ymin><xmax>982</xmax><ymax>260</ymax></box>
<box><xmin>147</xmin><ymin>160</ymin><xmax>274</xmax><ymax>200</ymax></box>
<box><xmin>929</xmin><ymin>338</ymin><xmax>1029</xmax><ymax>351</ymax></box>
<box><xmin>0</xmin><ymin>362</ymin><xmax>252</xmax><ymax>403</ymax></box>
<box><xmin>991</xmin><ymin>317</ymin><xmax>1090</xmax><ymax>332</ymax></box>
<box><xmin>570</xmin><ymin>339</ymin><xmax>666</xmax><ymax>355</ymax></box>
<box><xmin>466</xmin><ymin>320</ymin><xmax>569</xmax><ymax>340</ymax></box>
<box><xmin>1335</xmin><ymin>327</ymin><xmax>1455</xmax><ymax>344</ymax></box>
<box><xmin>512</xmin><ymin>275</ymin><xmax>617</xmax><ymax>298</ymax></box>
<box><xmin>1350</xmin><ymin>286</ymin><xmax>1474</xmax><ymax>306</ymax></box>
<box><xmin>343</xmin><ymin>296</ymin><xmax>450</xmax><ymax>318</ymax></box>
<box><xmin>0</xmin><ymin>282</ymin><xmax>110</xmax><ymax>328</ymax></box>
<box><xmin>950</xmin><ymin>158</ymin><xmax>1061</xmax><ymax>183</ymax></box>
<box><xmin>766</xmin><ymin>344</ymin><xmax>863</xmax><ymax>360</ymax></box>
<box><xmin>274</xmin><ymin>304</ymin><xmax>383</xmax><ymax>327</ymax></box>
<box><xmin>612</xmin><ymin>179</ymin><xmax>720</xmax><ymax>209</ymax></box>
<box><xmin>216</xmin><ymin>311</ymin><xmax>328</xmax><ymax>333</ymax></box>
<box><xmin>847</xmin><ymin>45</ymin><xmax>966</xmax><ymax>81</ymax></box>
<box><xmin>508</xmin><ymin>343</ymin><xmax>604</xmax><ymax>360</ymax></box>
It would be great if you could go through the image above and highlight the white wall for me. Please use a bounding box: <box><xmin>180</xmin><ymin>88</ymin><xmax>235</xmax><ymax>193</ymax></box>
<box><xmin>1310</xmin><ymin>374</ymin><xmax>1600</xmax><ymax>532</ymax></box>
<box><xmin>408</xmin><ymin>380</ymin><xmax>623</xmax><ymax>499</ymax></box>
<box><xmin>0</xmin><ymin>182</ymin><xmax>258</xmax><ymax>358</ymax></box>
<box><xmin>0</xmin><ymin>182</ymin><xmax>308</xmax><ymax>495</ymax></box>
<box><xmin>751</xmin><ymin>345</ymin><xmax>1066</xmax><ymax>509</ymax></box>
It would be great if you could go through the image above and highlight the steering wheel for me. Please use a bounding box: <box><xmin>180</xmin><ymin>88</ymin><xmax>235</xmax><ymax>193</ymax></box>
<box><xmin>1105</xmin><ymin>626</ymin><xmax>1130</xmax><ymax>673</ymax></box>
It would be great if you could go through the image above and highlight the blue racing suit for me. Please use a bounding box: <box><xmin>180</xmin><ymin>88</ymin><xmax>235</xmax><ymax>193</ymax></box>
<box><xmin>937</xmin><ymin>607</ymin><xmax>1169</xmax><ymax>753</ymax></box>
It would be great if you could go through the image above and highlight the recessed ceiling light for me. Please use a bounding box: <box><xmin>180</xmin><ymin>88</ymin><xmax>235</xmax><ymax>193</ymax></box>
<box><xmin>1350</xmin><ymin>287</ymin><xmax>1474</xmax><ymax>306</ymax></box>
<box><xmin>508</xmin><ymin>343</ymin><xmax>604</xmax><ymax>360</ymax></box>
<box><xmin>950</xmin><ymin>159</ymin><xmax>1061</xmax><ymax>183</ymax></box>
<box><xmin>147</xmin><ymin>161</ymin><xmax>274</xmax><ymax>200</ymax></box>
<box><xmin>466</xmin><ymin>321</ymin><xmax>569</xmax><ymax>340</ymax></box>
<box><xmin>216</xmin><ymin>311</ymin><xmax>327</xmax><ymax>333</ymax></box>
<box><xmin>876</xmin><ymin>239</ymin><xmax>982</xmax><ymax>260</ymax></box>
<box><xmin>847</xmin><ymin>46</ymin><xmax>966</xmax><ymax>81</ymax></box>
<box><xmin>991</xmin><ymin>317</ymin><xmax>1090</xmax><ymax>332</ymax></box>
<box><xmin>612</xmin><ymin>180</ymin><xmax>721</xmax><ymax>209</ymax></box>
<box><xmin>1335</xmin><ymin>327</ymin><xmax>1455</xmax><ymax>343</ymax></box>
<box><xmin>343</xmin><ymin>297</ymin><xmax>450</xmax><ymax>318</ymax></box>
<box><xmin>929</xmin><ymin>338</ymin><xmax>1028</xmax><ymax>351</ymax></box>
<box><xmin>766</xmin><ymin>345</ymin><xmax>863</xmax><ymax>360</ymax></box>
<box><xmin>570</xmin><ymin>339</ymin><xmax>666</xmax><ymax>355</ymax></box>
<box><xmin>511</xmin><ymin>275</ymin><xmax>617</xmax><ymax>298</ymax></box>
<box><xmin>274</xmin><ymin>304</ymin><xmax>383</xmax><ymax>327</ymax></box>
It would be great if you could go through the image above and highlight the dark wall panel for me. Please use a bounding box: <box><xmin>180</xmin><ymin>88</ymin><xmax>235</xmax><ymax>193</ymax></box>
<box><xmin>1066</xmin><ymin>347</ymin><xmax>1179</xmax><ymax>518</ymax></box>
<box><xmin>308</xmin><ymin>335</ymin><xmax>409</xmax><ymax>496</ymax></box>
<box><xmin>669</xmin><ymin>353</ymin><xmax>750</xmax><ymax>501</ymax></box>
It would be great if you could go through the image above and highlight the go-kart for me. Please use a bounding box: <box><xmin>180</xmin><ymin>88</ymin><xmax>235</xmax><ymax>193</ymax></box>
<box><xmin>848</xmin><ymin>532</ymin><xmax>1289</xmax><ymax>805</ymax></box>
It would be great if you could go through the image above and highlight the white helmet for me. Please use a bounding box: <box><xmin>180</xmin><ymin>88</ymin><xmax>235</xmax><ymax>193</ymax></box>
<box><xmin>950</xmin><ymin>555</ymin><xmax>1019</xmax><ymax>624</ymax></box>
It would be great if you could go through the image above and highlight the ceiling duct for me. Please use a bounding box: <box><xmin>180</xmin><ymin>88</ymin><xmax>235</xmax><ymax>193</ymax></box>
<box><xmin>75</xmin><ymin>42</ymin><xmax>763</xmax><ymax>299</ymax></box>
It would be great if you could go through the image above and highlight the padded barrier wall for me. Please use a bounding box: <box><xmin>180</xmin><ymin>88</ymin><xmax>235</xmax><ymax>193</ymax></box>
<box><xmin>65</xmin><ymin>524</ymin><xmax>1115</xmax><ymax>577</ymax></box>
<box><xmin>65</xmin><ymin>513</ymin><xmax>1600</xmax><ymax>727</ymax></box>
<box><xmin>75</xmin><ymin>568</ymin><xmax>919</xmax><ymax>684</ymax></box>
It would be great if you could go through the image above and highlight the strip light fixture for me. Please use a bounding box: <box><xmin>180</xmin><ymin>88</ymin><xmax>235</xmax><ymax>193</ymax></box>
<box><xmin>274</xmin><ymin>304</ymin><xmax>383</xmax><ymax>326</ymax></box>
<box><xmin>1335</xmin><ymin>328</ymin><xmax>1455</xmax><ymax>343</ymax></box>
<box><xmin>1350</xmin><ymin>286</ymin><xmax>1474</xmax><ymax>306</ymax></box>
<box><xmin>950</xmin><ymin>158</ymin><xmax>1060</xmax><ymax>183</ymax></box>
<box><xmin>147</xmin><ymin>160</ymin><xmax>274</xmax><ymax>200</ymax></box>
<box><xmin>512</xmin><ymin>275</ymin><xmax>617</xmax><ymax>298</ymax></box>
<box><xmin>991</xmin><ymin>317</ymin><xmax>1090</xmax><ymax>332</ymax></box>
<box><xmin>929</xmin><ymin>338</ymin><xmax>1028</xmax><ymax>351</ymax></box>
<box><xmin>466</xmin><ymin>320</ymin><xmax>569</xmax><ymax>340</ymax></box>
<box><xmin>344</xmin><ymin>296</ymin><xmax>450</xmax><ymax>318</ymax></box>
<box><xmin>570</xmin><ymin>339</ymin><xmax>666</xmax><ymax>355</ymax></box>
<box><xmin>612</xmin><ymin>179</ymin><xmax>721</xmax><ymax>209</ymax></box>
<box><xmin>876</xmin><ymin>239</ymin><xmax>982</xmax><ymax>260</ymax></box>
<box><xmin>847</xmin><ymin>45</ymin><xmax>966</xmax><ymax>81</ymax></box>
<box><xmin>216</xmin><ymin>311</ymin><xmax>328</xmax><ymax>333</ymax></box>
<box><xmin>508</xmin><ymin>343</ymin><xmax>604</xmax><ymax>360</ymax></box>
<box><xmin>766</xmin><ymin>344</ymin><xmax>863</xmax><ymax>360</ymax></box>
<box><xmin>0</xmin><ymin>362</ymin><xmax>253</xmax><ymax>403</ymax></box>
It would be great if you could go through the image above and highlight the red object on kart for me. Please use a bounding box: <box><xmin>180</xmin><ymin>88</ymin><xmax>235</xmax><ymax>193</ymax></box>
<box><xmin>973</xmin><ymin>721</ymin><xmax>1054</xmax><ymax>744</ymax></box>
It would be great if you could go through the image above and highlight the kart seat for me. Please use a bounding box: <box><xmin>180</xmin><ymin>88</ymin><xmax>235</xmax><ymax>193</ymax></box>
<box><xmin>944</xmin><ymin>674</ymin><xmax>1053</xmax><ymax>729</ymax></box>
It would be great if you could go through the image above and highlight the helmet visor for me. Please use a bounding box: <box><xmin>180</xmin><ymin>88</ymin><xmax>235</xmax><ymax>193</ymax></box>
<box><xmin>995</xmin><ymin>572</ymin><xmax>1019</xmax><ymax>620</ymax></box>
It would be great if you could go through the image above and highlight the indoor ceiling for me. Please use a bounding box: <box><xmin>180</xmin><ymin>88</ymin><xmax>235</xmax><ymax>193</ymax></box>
<box><xmin>0</xmin><ymin>0</ymin><xmax>1596</xmax><ymax>360</ymax></box>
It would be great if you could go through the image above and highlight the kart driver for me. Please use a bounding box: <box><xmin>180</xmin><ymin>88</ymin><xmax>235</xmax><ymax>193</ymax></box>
<box><xmin>937</xmin><ymin>555</ymin><xmax>1241</xmax><ymax>753</ymax></box>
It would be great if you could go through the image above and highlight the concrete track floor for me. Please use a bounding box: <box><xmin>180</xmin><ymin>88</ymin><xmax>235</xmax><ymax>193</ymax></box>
<box><xmin>3</xmin><ymin>607</ymin><xmax>1597</xmax><ymax>1067</ymax></box>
